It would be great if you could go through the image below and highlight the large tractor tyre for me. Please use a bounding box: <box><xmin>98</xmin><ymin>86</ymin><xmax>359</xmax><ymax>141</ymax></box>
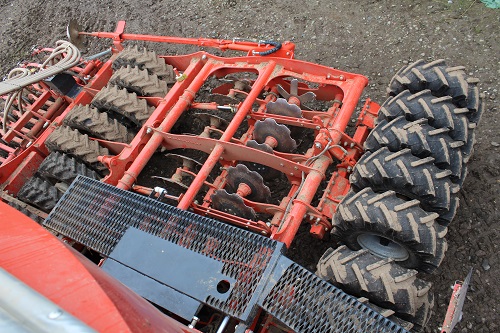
<box><xmin>378</xmin><ymin>90</ymin><xmax>469</xmax><ymax>144</ymax></box>
<box><xmin>91</xmin><ymin>85</ymin><xmax>154</xmax><ymax>127</ymax></box>
<box><xmin>38</xmin><ymin>151</ymin><xmax>101</xmax><ymax>187</ymax></box>
<box><xmin>332</xmin><ymin>188</ymin><xmax>447</xmax><ymax>274</ymax></box>
<box><xmin>63</xmin><ymin>105</ymin><xmax>135</xmax><ymax>143</ymax></box>
<box><xmin>316</xmin><ymin>246</ymin><xmax>434</xmax><ymax>331</ymax></box>
<box><xmin>388</xmin><ymin>59</ymin><xmax>471</xmax><ymax>109</ymax></box>
<box><xmin>112</xmin><ymin>45</ymin><xmax>176</xmax><ymax>83</ymax></box>
<box><xmin>364</xmin><ymin>116</ymin><xmax>464</xmax><ymax>183</ymax></box>
<box><xmin>17</xmin><ymin>177</ymin><xmax>62</xmax><ymax>213</ymax></box>
<box><xmin>109</xmin><ymin>65</ymin><xmax>168</xmax><ymax>97</ymax></box>
<box><xmin>350</xmin><ymin>147</ymin><xmax>459</xmax><ymax>226</ymax></box>
<box><xmin>45</xmin><ymin>125</ymin><xmax>109</xmax><ymax>176</ymax></box>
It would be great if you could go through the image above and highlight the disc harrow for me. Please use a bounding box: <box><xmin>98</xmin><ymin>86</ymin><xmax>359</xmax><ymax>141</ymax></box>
<box><xmin>0</xmin><ymin>20</ymin><xmax>486</xmax><ymax>333</ymax></box>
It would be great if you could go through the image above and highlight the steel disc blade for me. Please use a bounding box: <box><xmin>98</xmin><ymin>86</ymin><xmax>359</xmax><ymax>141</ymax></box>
<box><xmin>67</xmin><ymin>19</ymin><xmax>86</xmax><ymax>49</ymax></box>
<box><xmin>211</xmin><ymin>190</ymin><xmax>256</xmax><ymax>220</ymax></box>
<box><xmin>244</xmin><ymin>140</ymin><xmax>281</xmax><ymax>181</ymax></box>
<box><xmin>226</xmin><ymin>164</ymin><xmax>270</xmax><ymax>203</ymax></box>
<box><xmin>266</xmin><ymin>98</ymin><xmax>302</xmax><ymax>118</ymax></box>
<box><xmin>253</xmin><ymin>118</ymin><xmax>297</xmax><ymax>153</ymax></box>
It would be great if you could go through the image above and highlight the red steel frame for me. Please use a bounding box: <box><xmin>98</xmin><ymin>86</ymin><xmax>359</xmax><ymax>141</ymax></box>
<box><xmin>0</xmin><ymin>21</ymin><xmax>379</xmax><ymax>249</ymax></box>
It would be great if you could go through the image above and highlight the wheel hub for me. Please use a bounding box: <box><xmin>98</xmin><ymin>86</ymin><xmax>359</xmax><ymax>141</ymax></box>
<box><xmin>357</xmin><ymin>233</ymin><xmax>409</xmax><ymax>261</ymax></box>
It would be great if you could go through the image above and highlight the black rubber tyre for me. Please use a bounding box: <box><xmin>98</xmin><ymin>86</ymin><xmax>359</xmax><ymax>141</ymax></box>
<box><xmin>365</xmin><ymin>116</ymin><xmax>464</xmax><ymax>183</ymax></box>
<box><xmin>109</xmin><ymin>65</ymin><xmax>168</xmax><ymax>97</ymax></box>
<box><xmin>7</xmin><ymin>200</ymin><xmax>45</xmax><ymax>224</ymax></box>
<box><xmin>388</xmin><ymin>59</ymin><xmax>469</xmax><ymax>108</ymax></box>
<box><xmin>356</xmin><ymin>297</ymin><xmax>414</xmax><ymax>331</ymax></box>
<box><xmin>17</xmin><ymin>176</ymin><xmax>62</xmax><ymax>213</ymax></box>
<box><xmin>462</xmin><ymin>97</ymin><xmax>485</xmax><ymax>164</ymax></box>
<box><xmin>112</xmin><ymin>45</ymin><xmax>176</xmax><ymax>83</ymax></box>
<box><xmin>45</xmin><ymin>125</ymin><xmax>109</xmax><ymax>175</ymax></box>
<box><xmin>91</xmin><ymin>85</ymin><xmax>154</xmax><ymax>127</ymax></box>
<box><xmin>316</xmin><ymin>246</ymin><xmax>434</xmax><ymax>331</ymax></box>
<box><xmin>38</xmin><ymin>151</ymin><xmax>101</xmax><ymax>186</ymax></box>
<box><xmin>350</xmin><ymin>147</ymin><xmax>459</xmax><ymax>226</ymax></box>
<box><xmin>332</xmin><ymin>188</ymin><xmax>447</xmax><ymax>273</ymax></box>
<box><xmin>63</xmin><ymin>105</ymin><xmax>135</xmax><ymax>143</ymax></box>
<box><xmin>378</xmin><ymin>90</ymin><xmax>469</xmax><ymax>143</ymax></box>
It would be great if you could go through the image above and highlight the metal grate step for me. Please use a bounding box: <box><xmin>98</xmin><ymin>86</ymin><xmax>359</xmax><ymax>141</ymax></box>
<box><xmin>44</xmin><ymin>176</ymin><xmax>408</xmax><ymax>333</ymax></box>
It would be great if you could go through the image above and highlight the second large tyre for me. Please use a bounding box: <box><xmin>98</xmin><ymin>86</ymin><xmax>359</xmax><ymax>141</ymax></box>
<box><xmin>17</xmin><ymin>176</ymin><xmax>62</xmax><ymax>213</ymax></box>
<box><xmin>111</xmin><ymin>45</ymin><xmax>176</xmax><ymax>83</ymax></box>
<box><xmin>350</xmin><ymin>147</ymin><xmax>460</xmax><ymax>225</ymax></box>
<box><xmin>37</xmin><ymin>151</ymin><xmax>101</xmax><ymax>186</ymax></box>
<box><xmin>388</xmin><ymin>59</ymin><xmax>469</xmax><ymax>108</ymax></box>
<box><xmin>109</xmin><ymin>65</ymin><xmax>168</xmax><ymax>97</ymax></box>
<box><xmin>63</xmin><ymin>105</ymin><xmax>135</xmax><ymax>143</ymax></box>
<box><xmin>364</xmin><ymin>116</ymin><xmax>464</xmax><ymax>183</ymax></box>
<box><xmin>332</xmin><ymin>188</ymin><xmax>447</xmax><ymax>273</ymax></box>
<box><xmin>317</xmin><ymin>246</ymin><xmax>434</xmax><ymax>331</ymax></box>
<box><xmin>45</xmin><ymin>125</ymin><xmax>110</xmax><ymax>175</ymax></box>
<box><xmin>91</xmin><ymin>85</ymin><xmax>154</xmax><ymax>127</ymax></box>
<box><xmin>378</xmin><ymin>89</ymin><xmax>469</xmax><ymax>143</ymax></box>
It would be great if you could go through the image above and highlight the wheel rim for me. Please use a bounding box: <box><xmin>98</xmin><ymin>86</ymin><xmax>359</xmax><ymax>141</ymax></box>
<box><xmin>357</xmin><ymin>233</ymin><xmax>409</xmax><ymax>261</ymax></box>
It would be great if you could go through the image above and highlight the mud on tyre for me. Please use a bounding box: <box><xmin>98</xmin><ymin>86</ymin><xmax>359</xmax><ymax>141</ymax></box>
<box><xmin>331</xmin><ymin>187</ymin><xmax>447</xmax><ymax>274</ymax></box>
<box><xmin>316</xmin><ymin>246</ymin><xmax>434</xmax><ymax>331</ymax></box>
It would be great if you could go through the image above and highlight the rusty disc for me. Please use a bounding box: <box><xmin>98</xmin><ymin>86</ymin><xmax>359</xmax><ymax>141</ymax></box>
<box><xmin>244</xmin><ymin>140</ymin><xmax>281</xmax><ymax>181</ymax></box>
<box><xmin>266</xmin><ymin>98</ymin><xmax>302</xmax><ymax>118</ymax></box>
<box><xmin>226</xmin><ymin>164</ymin><xmax>270</xmax><ymax>203</ymax></box>
<box><xmin>253</xmin><ymin>118</ymin><xmax>297</xmax><ymax>153</ymax></box>
<box><xmin>211</xmin><ymin>189</ymin><xmax>256</xmax><ymax>220</ymax></box>
<box><xmin>66</xmin><ymin>19</ymin><xmax>86</xmax><ymax>49</ymax></box>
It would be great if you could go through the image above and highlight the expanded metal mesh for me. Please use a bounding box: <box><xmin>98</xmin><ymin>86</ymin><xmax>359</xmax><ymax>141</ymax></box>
<box><xmin>260</xmin><ymin>263</ymin><xmax>407</xmax><ymax>333</ymax></box>
<box><xmin>44</xmin><ymin>176</ymin><xmax>277</xmax><ymax>318</ymax></box>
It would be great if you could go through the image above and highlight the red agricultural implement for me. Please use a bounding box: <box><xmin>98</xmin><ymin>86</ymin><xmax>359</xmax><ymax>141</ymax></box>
<box><xmin>0</xmin><ymin>21</ymin><xmax>482</xmax><ymax>332</ymax></box>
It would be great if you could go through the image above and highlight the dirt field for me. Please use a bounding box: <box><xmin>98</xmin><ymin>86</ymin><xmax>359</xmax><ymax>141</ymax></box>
<box><xmin>1</xmin><ymin>0</ymin><xmax>498</xmax><ymax>332</ymax></box>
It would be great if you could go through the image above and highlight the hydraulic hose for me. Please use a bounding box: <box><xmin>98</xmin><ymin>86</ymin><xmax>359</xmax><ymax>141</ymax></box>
<box><xmin>1</xmin><ymin>41</ymin><xmax>81</xmax><ymax>134</ymax></box>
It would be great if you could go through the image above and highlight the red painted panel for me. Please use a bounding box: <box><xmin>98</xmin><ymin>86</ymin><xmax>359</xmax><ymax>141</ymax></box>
<box><xmin>0</xmin><ymin>202</ymin><xmax>197</xmax><ymax>333</ymax></box>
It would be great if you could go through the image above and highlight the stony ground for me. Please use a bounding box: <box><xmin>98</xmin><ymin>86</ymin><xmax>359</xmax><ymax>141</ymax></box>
<box><xmin>0</xmin><ymin>0</ymin><xmax>498</xmax><ymax>332</ymax></box>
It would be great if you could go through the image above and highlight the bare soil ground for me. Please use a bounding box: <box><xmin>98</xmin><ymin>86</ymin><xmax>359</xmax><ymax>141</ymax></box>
<box><xmin>1</xmin><ymin>0</ymin><xmax>498</xmax><ymax>332</ymax></box>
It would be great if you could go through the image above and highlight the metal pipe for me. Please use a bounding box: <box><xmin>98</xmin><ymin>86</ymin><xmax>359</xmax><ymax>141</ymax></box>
<box><xmin>216</xmin><ymin>316</ymin><xmax>230</xmax><ymax>333</ymax></box>
<box><xmin>273</xmin><ymin>154</ymin><xmax>331</xmax><ymax>247</ymax></box>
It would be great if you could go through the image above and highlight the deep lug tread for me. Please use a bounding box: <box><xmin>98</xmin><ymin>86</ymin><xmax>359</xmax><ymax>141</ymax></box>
<box><xmin>63</xmin><ymin>104</ymin><xmax>134</xmax><ymax>143</ymax></box>
<box><xmin>109</xmin><ymin>65</ymin><xmax>168</xmax><ymax>97</ymax></box>
<box><xmin>388</xmin><ymin>59</ymin><xmax>468</xmax><ymax>107</ymax></box>
<box><xmin>38</xmin><ymin>151</ymin><xmax>101</xmax><ymax>185</ymax></box>
<box><xmin>17</xmin><ymin>176</ymin><xmax>62</xmax><ymax>213</ymax></box>
<box><xmin>112</xmin><ymin>45</ymin><xmax>176</xmax><ymax>83</ymax></box>
<box><xmin>351</xmin><ymin>147</ymin><xmax>459</xmax><ymax>225</ymax></box>
<box><xmin>316</xmin><ymin>246</ymin><xmax>434</xmax><ymax>331</ymax></box>
<box><xmin>91</xmin><ymin>85</ymin><xmax>154</xmax><ymax>126</ymax></box>
<box><xmin>379</xmin><ymin>90</ymin><xmax>469</xmax><ymax>143</ymax></box>
<box><xmin>45</xmin><ymin>125</ymin><xmax>109</xmax><ymax>175</ymax></box>
<box><xmin>332</xmin><ymin>188</ymin><xmax>447</xmax><ymax>273</ymax></box>
<box><xmin>365</xmin><ymin>116</ymin><xmax>464</xmax><ymax>183</ymax></box>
